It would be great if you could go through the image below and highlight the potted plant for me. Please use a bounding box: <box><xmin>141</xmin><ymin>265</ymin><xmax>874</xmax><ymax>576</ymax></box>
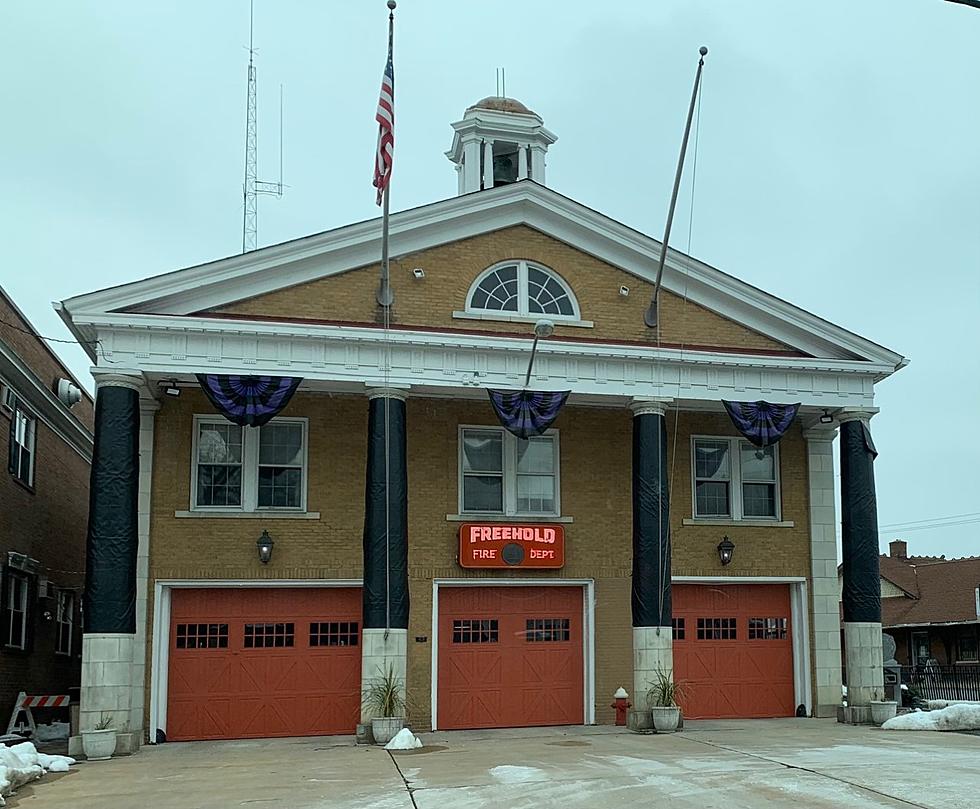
<box><xmin>362</xmin><ymin>664</ymin><xmax>406</xmax><ymax>744</ymax></box>
<box><xmin>81</xmin><ymin>712</ymin><xmax>117</xmax><ymax>761</ymax></box>
<box><xmin>647</xmin><ymin>669</ymin><xmax>684</xmax><ymax>732</ymax></box>
<box><xmin>869</xmin><ymin>690</ymin><xmax>897</xmax><ymax>725</ymax></box>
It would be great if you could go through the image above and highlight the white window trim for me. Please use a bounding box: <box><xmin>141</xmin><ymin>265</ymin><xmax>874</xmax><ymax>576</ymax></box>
<box><xmin>190</xmin><ymin>415</ymin><xmax>309</xmax><ymax>513</ymax></box>
<box><xmin>11</xmin><ymin>404</ymin><xmax>37</xmax><ymax>488</ymax></box>
<box><xmin>55</xmin><ymin>589</ymin><xmax>73</xmax><ymax>656</ymax></box>
<box><xmin>690</xmin><ymin>435</ymin><xmax>782</xmax><ymax>522</ymax></box>
<box><xmin>6</xmin><ymin>570</ymin><xmax>28</xmax><ymax>651</ymax></box>
<box><xmin>464</xmin><ymin>260</ymin><xmax>582</xmax><ymax>322</ymax></box>
<box><xmin>457</xmin><ymin>424</ymin><xmax>561</xmax><ymax>518</ymax></box>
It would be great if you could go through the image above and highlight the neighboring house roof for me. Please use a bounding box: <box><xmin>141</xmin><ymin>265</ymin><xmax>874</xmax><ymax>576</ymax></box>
<box><xmin>879</xmin><ymin>554</ymin><xmax>980</xmax><ymax>628</ymax></box>
<box><xmin>57</xmin><ymin>180</ymin><xmax>907</xmax><ymax>373</ymax></box>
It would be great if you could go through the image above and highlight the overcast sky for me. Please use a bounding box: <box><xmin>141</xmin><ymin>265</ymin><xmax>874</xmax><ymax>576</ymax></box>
<box><xmin>2</xmin><ymin>1</ymin><xmax>978</xmax><ymax>558</ymax></box>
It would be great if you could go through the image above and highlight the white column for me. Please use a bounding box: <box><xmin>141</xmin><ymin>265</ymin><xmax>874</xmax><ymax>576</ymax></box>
<box><xmin>529</xmin><ymin>144</ymin><xmax>547</xmax><ymax>184</ymax></box>
<box><xmin>838</xmin><ymin>409</ymin><xmax>884</xmax><ymax>722</ymax></box>
<box><xmin>630</xmin><ymin>398</ymin><xmax>674</xmax><ymax>709</ymax></box>
<box><xmin>462</xmin><ymin>139</ymin><xmax>481</xmax><ymax>193</ymax></box>
<box><xmin>482</xmin><ymin>139</ymin><xmax>494</xmax><ymax>190</ymax></box>
<box><xmin>75</xmin><ymin>370</ymin><xmax>144</xmax><ymax>757</ymax></box>
<box><xmin>128</xmin><ymin>398</ymin><xmax>158</xmax><ymax>745</ymax></box>
<box><xmin>517</xmin><ymin>144</ymin><xmax>529</xmax><ymax>180</ymax></box>
<box><xmin>804</xmin><ymin>426</ymin><xmax>843</xmax><ymax>718</ymax></box>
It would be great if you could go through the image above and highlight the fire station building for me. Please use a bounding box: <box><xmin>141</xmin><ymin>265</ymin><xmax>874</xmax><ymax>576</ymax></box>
<box><xmin>58</xmin><ymin>97</ymin><xmax>905</xmax><ymax>748</ymax></box>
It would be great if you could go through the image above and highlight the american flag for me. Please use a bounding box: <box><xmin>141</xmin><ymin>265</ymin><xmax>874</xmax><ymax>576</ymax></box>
<box><xmin>372</xmin><ymin>28</ymin><xmax>394</xmax><ymax>206</ymax></box>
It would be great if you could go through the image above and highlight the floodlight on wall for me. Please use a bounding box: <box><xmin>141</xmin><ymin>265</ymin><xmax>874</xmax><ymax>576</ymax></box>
<box><xmin>619</xmin><ymin>285</ymin><xmax>630</xmax><ymax>297</ymax></box>
<box><xmin>819</xmin><ymin>409</ymin><xmax>833</xmax><ymax>424</ymax></box>
<box><xmin>256</xmin><ymin>530</ymin><xmax>275</xmax><ymax>564</ymax></box>
<box><xmin>412</xmin><ymin>268</ymin><xmax>425</xmax><ymax>279</ymax></box>
<box><xmin>717</xmin><ymin>535</ymin><xmax>735</xmax><ymax>566</ymax></box>
<box><xmin>163</xmin><ymin>381</ymin><xmax>181</xmax><ymax>398</ymax></box>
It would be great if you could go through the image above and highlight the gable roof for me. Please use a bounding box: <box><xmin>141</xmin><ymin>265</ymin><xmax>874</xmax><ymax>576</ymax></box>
<box><xmin>880</xmin><ymin>554</ymin><xmax>980</xmax><ymax>627</ymax></box>
<box><xmin>57</xmin><ymin>180</ymin><xmax>906</xmax><ymax>371</ymax></box>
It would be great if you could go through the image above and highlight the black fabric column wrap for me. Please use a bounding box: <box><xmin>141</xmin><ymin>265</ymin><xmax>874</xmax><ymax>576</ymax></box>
<box><xmin>84</xmin><ymin>385</ymin><xmax>140</xmax><ymax>634</ymax></box>
<box><xmin>840</xmin><ymin>419</ymin><xmax>881</xmax><ymax>623</ymax></box>
<box><xmin>632</xmin><ymin>411</ymin><xmax>671</xmax><ymax>627</ymax></box>
<box><xmin>362</xmin><ymin>395</ymin><xmax>409</xmax><ymax>629</ymax></box>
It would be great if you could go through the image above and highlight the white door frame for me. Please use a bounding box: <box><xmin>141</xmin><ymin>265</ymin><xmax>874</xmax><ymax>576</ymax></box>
<box><xmin>672</xmin><ymin>576</ymin><xmax>812</xmax><ymax>714</ymax></box>
<box><xmin>430</xmin><ymin>578</ymin><xmax>596</xmax><ymax>731</ymax></box>
<box><xmin>149</xmin><ymin>578</ymin><xmax>362</xmax><ymax>743</ymax></box>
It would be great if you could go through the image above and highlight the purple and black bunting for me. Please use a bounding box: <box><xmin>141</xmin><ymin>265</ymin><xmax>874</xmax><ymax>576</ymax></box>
<box><xmin>196</xmin><ymin>375</ymin><xmax>302</xmax><ymax>427</ymax></box>
<box><xmin>487</xmin><ymin>389</ymin><xmax>570</xmax><ymax>439</ymax></box>
<box><xmin>722</xmin><ymin>400</ymin><xmax>801</xmax><ymax>447</ymax></box>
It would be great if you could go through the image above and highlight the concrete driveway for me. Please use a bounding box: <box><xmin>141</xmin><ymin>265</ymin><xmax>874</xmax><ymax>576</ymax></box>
<box><xmin>10</xmin><ymin>719</ymin><xmax>980</xmax><ymax>808</ymax></box>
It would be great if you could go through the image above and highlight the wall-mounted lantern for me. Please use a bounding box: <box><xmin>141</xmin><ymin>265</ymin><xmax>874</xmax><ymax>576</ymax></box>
<box><xmin>717</xmin><ymin>535</ymin><xmax>735</xmax><ymax>566</ymax></box>
<box><xmin>256</xmin><ymin>530</ymin><xmax>275</xmax><ymax>564</ymax></box>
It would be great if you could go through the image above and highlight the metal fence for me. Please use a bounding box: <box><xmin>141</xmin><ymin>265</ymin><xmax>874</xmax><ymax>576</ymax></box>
<box><xmin>901</xmin><ymin>665</ymin><xmax>980</xmax><ymax>702</ymax></box>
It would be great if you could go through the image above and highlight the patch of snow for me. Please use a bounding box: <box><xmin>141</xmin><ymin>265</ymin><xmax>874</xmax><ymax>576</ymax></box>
<box><xmin>33</xmin><ymin>722</ymin><xmax>69</xmax><ymax>742</ymax></box>
<box><xmin>613</xmin><ymin>687</ymin><xmax>629</xmax><ymax>699</ymax></box>
<box><xmin>489</xmin><ymin>765</ymin><xmax>547</xmax><ymax>784</ymax></box>
<box><xmin>0</xmin><ymin>742</ymin><xmax>76</xmax><ymax>804</ymax></box>
<box><xmin>384</xmin><ymin>728</ymin><xmax>422</xmax><ymax>750</ymax></box>
<box><xmin>882</xmin><ymin>703</ymin><xmax>980</xmax><ymax>732</ymax></box>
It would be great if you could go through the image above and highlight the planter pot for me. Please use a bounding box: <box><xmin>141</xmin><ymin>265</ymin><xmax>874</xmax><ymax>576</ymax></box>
<box><xmin>81</xmin><ymin>729</ymin><xmax>117</xmax><ymax>761</ymax></box>
<box><xmin>371</xmin><ymin>717</ymin><xmax>405</xmax><ymax>745</ymax></box>
<box><xmin>870</xmin><ymin>700</ymin><xmax>898</xmax><ymax>726</ymax></box>
<box><xmin>626</xmin><ymin>709</ymin><xmax>653</xmax><ymax>732</ymax></box>
<box><xmin>651</xmin><ymin>706</ymin><xmax>681</xmax><ymax>733</ymax></box>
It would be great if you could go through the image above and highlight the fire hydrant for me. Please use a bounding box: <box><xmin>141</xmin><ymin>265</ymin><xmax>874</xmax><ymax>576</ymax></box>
<box><xmin>611</xmin><ymin>687</ymin><xmax>631</xmax><ymax>726</ymax></box>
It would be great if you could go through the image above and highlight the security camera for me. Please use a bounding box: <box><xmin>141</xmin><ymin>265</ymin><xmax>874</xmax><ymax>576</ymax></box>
<box><xmin>619</xmin><ymin>285</ymin><xmax>630</xmax><ymax>297</ymax></box>
<box><xmin>412</xmin><ymin>268</ymin><xmax>425</xmax><ymax>279</ymax></box>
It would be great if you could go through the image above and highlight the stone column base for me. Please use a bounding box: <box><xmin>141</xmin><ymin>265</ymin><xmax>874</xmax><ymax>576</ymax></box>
<box><xmin>844</xmin><ymin>621</ymin><xmax>884</xmax><ymax>708</ymax></box>
<box><xmin>633</xmin><ymin>625</ymin><xmax>673</xmax><ymax>709</ymax></box>
<box><xmin>361</xmin><ymin>628</ymin><xmax>408</xmax><ymax>723</ymax></box>
<box><xmin>79</xmin><ymin>633</ymin><xmax>140</xmax><ymax>755</ymax></box>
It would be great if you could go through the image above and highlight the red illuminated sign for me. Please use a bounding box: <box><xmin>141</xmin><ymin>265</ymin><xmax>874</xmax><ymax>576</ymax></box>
<box><xmin>458</xmin><ymin>523</ymin><xmax>565</xmax><ymax>569</ymax></box>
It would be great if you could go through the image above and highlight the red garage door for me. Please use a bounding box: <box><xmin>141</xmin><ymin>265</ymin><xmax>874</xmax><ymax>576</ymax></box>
<box><xmin>672</xmin><ymin>584</ymin><xmax>796</xmax><ymax>719</ymax></box>
<box><xmin>167</xmin><ymin>587</ymin><xmax>361</xmax><ymax>741</ymax></box>
<box><xmin>437</xmin><ymin>586</ymin><xmax>584</xmax><ymax>730</ymax></box>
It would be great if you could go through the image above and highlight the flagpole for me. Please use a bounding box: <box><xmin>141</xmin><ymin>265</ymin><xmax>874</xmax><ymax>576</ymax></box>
<box><xmin>644</xmin><ymin>46</ymin><xmax>708</xmax><ymax>329</ymax></box>
<box><xmin>377</xmin><ymin>1</ymin><xmax>396</xmax><ymax>308</ymax></box>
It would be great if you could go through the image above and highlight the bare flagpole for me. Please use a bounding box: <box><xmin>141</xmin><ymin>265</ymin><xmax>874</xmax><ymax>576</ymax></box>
<box><xmin>644</xmin><ymin>46</ymin><xmax>708</xmax><ymax>329</ymax></box>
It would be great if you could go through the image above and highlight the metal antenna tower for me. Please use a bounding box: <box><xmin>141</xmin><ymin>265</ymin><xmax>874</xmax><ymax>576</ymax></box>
<box><xmin>242</xmin><ymin>0</ymin><xmax>283</xmax><ymax>253</ymax></box>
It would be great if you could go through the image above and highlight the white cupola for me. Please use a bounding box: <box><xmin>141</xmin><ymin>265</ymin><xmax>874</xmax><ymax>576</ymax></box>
<box><xmin>446</xmin><ymin>97</ymin><xmax>557</xmax><ymax>194</ymax></box>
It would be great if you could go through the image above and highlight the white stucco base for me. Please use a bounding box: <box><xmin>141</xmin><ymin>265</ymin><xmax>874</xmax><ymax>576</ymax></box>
<box><xmin>73</xmin><ymin>633</ymin><xmax>140</xmax><ymax>755</ymax></box>
<box><xmin>633</xmin><ymin>625</ymin><xmax>673</xmax><ymax>709</ymax></box>
<box><xmin>361</xmin><ymin>628</ymin><xmax>408</xmax><ymax>722</ymax></box>
<box><xmin>844</xmin><ymin>621</ymin><xmax>885</xmax><ymax>712</ymax></box>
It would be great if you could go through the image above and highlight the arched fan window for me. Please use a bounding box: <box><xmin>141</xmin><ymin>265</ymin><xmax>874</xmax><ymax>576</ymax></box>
<box><xmin>466</xmin><ymin>261</ymin><xmax>580</xmax><ymax>320</ymax></box>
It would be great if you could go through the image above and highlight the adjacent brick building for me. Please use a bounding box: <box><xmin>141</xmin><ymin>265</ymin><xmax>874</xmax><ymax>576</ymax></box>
<box><xmin>58</xmin><ymin>96</ymin><xmax>905</xmax><ymax>747</ymax></box>
<box><xmin>0</xmin><ymin>286</ymin><xmax>93</xmax><ymax>724</ymax></box>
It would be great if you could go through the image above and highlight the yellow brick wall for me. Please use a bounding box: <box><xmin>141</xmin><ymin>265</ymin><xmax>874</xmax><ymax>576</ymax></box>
<box><xmin>208</xmin><ymin>226</ymin><xmax>797</xmax><ymax>353</ymax></box>
<box><xmin>146</xmin><ymin>391</ymin><xmax>811</xmax><ymax>730</ymax></box>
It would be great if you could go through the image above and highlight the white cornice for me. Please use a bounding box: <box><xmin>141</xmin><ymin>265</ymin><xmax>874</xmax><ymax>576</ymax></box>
<box><xmin>58</xmin><ymin>182</ymin><xmax>907</xmax><ymax>374</ymax></box>
<box><xmin>80</xmin><ymin>312</ymin><xmax>883</xmax><ymax>409</ymax></box>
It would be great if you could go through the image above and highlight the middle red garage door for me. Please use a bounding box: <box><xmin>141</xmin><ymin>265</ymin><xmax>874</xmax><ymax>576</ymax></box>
<box><xmin>437</xmin><ymin>586</ymin><xmax>584</xmax><ymax>730</ymax></box>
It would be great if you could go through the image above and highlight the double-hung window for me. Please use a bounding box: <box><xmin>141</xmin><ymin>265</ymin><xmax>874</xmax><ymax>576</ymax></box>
<box><xmin>692</xmin><ymin>437</ymin><xmax>780</xmax><ymax>520</ymax></box>
<box><xmin>192</xmin><ymin>417</ymin><xmax>307</xmax><ymax>511</ymax></box>
<box><xmin>8</xmin><ymin>404</ymin><xmax>36</xmax><ymax>488</ymax></box>
<box><xmin>5</xmin><ymin>570</ymin><xmax>29</xmax><ymax>650</ymax></box>
<box><xmin>459</xmin><ymin>426</ymin><xmax>559</xmax><ymax>516</ymax></box>
<box><xmin>56</xmin><ymin>590</ymin><xmax>74</xmax><ymax>655</ymax></box>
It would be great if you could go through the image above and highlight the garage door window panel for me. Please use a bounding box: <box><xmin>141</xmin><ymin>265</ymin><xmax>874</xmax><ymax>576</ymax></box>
<box><xmin>460</xmin><ymin>427</ymin><xmax>560</xmax><ymax>517</ymax></box>
<box><xmin>192</xmin><ymin>417</ymin><xmax>307</xmax><ymax>512</ymax></box>
<box><xmin>692</xmin><ymin>437</ymin><xmax>780</xmax><ymax>521</ymax></box>
<box><xmin>748</xmin><ymin>617</ymin><xmax>787</xmax><ymax>640</ymax></box>
<box><xmin>452</xmin><ymin>619</ymin><xmax>498</xmax><ymax>644</ymax></box>
<box><xmin>245</xmin><ymin>622</ymin><xmax>295</xmax><ymax>648</ymax></box>
<box><xmin>175</xmin><ymin>623</ymin><xmax>229</xmax><ymax>649</ymax></box>
<box><xmin>525</xmin><ymin>618</ymin><xmax>570</xmax><ymax>642</ymax></box>
<box><xmin>697</xmin><ymin>617</ymin><xmax>737</xmax><ymax>640</ymax></box>
<box><xmin>310</xmin><ymin>622</ymin><xmax>359</xmax><ymax>647</ymax></box>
